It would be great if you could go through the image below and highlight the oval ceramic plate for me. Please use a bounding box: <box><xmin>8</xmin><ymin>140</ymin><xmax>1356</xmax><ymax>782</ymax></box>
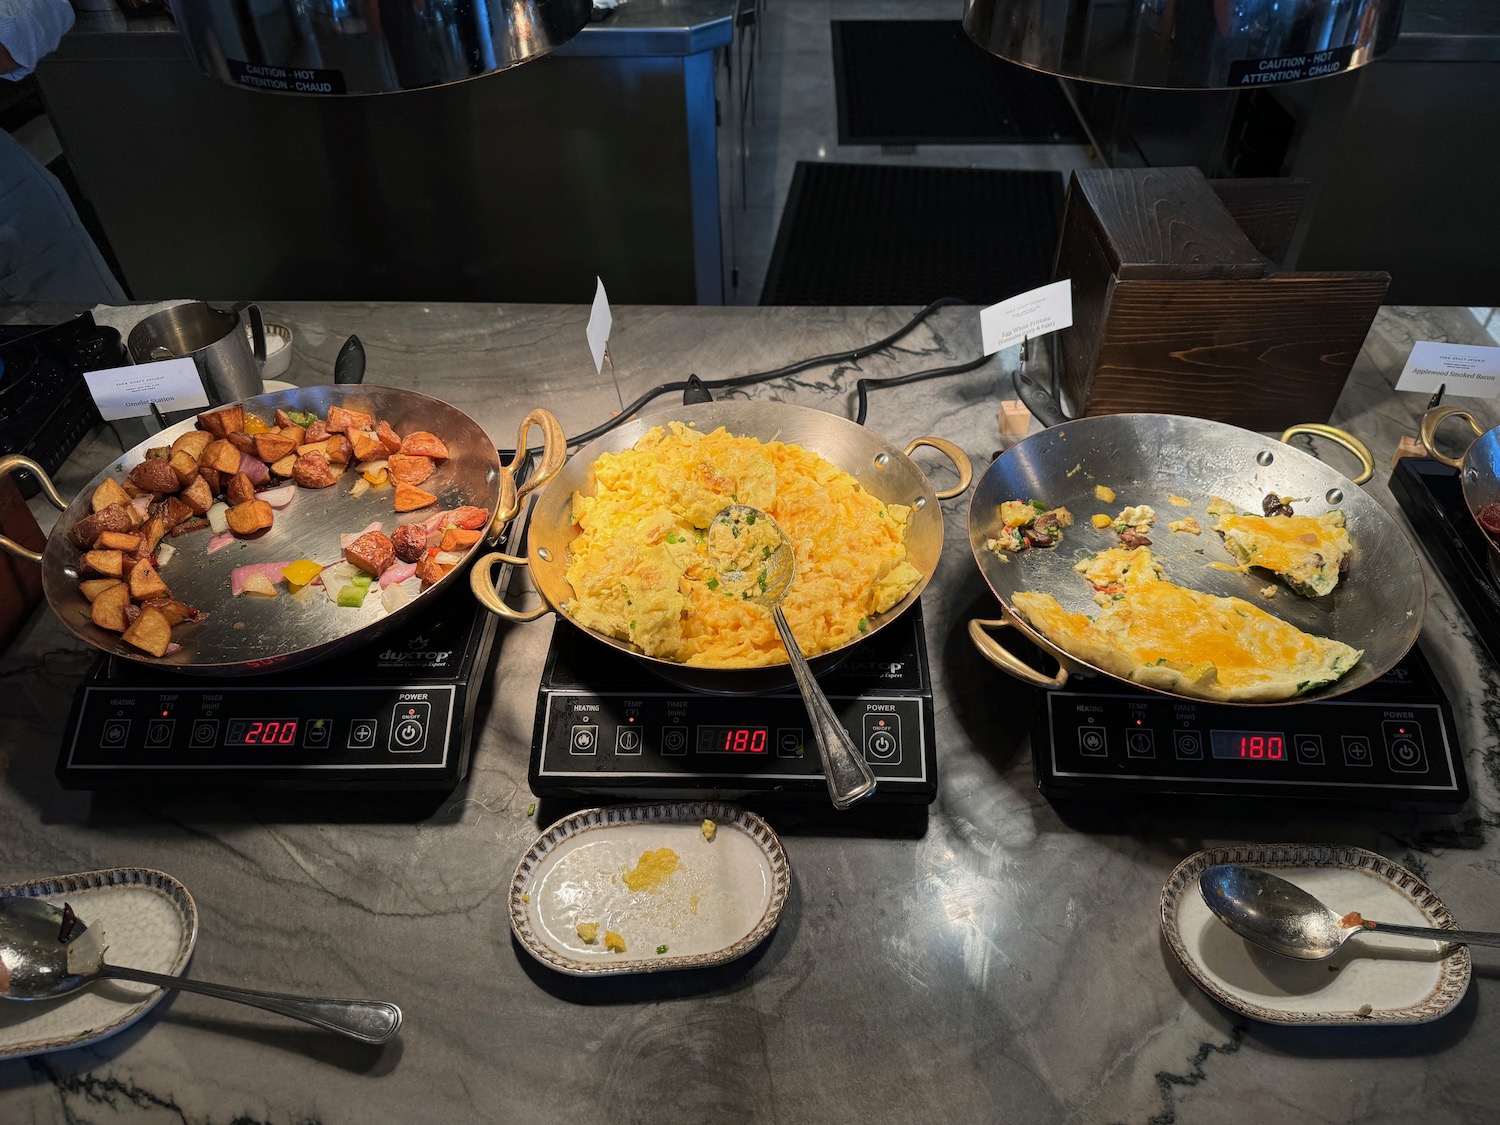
<box><xmin>0</xmin><ymin>868</ymin><xmax>198</xmax><ymax>1058</ymax></box>
<box><xmin>510</xmin><ymin>802</ymin><xmax>790</xmax><ymax>976</ymax></box>
<box><xmin>1162</xmin><ymin>844</ymin><xmax>1470</xmax><ymax>1026</ymax></box>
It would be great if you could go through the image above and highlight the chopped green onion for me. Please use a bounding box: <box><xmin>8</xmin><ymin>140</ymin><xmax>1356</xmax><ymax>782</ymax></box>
<box><xmin>526</xmin><ymin>802</ymin><xmax>536</xmax><ymax>816</ymax></box>
<box><xmin>350</xmin><ymin>573</ymin><xmax>373</xmax><ymax>588</ymax></box>
<box><xmin>656</xmin><ymin>945</ymin><xmax>668</xmax><ymax>955</ymax></box>
<box><xmin>629</xmin><ymin>619</ymin><xmax>637</xmax><ymax>630</ymax></box>
<box><xmin>706</xmin><ymin>577</ymin><xmax>719</xmax><ymax>590</ymax></box>
<box><xmin>746</xmin><ymin>511</ymin><xmax>757</xmax><ymax>524</ymax></box>
<box><xmin>757</xmin><ymin>570</ymin><xmax>768</xmax><ymax>593</ymax></box>
<box><xmin>857</xmin><ymin>617</ymin><xmax>869</xmax><ymax>633</ymax></box>
<box><xmin>336</xmin><ymin>585</ymin><xmax>367</xmax><ymax>608</ymax></box>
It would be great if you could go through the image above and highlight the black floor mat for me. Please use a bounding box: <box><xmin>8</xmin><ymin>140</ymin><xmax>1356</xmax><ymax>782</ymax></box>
<box><xmin>760</xmin><ymin>162</ymin><xmax>1063</xmax><ymax>307</ymax></box>
<box><xmin>832</xmin><ymin>20</ymin><xmax>1086</xmax><ymax>146</ymax></box>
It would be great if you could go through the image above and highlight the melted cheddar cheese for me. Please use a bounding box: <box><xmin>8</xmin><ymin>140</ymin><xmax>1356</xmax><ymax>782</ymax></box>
<box><xmin>1207</xmin><ymin>498</ymin><xmax>1350</xmax><ymax>596</ymax></box>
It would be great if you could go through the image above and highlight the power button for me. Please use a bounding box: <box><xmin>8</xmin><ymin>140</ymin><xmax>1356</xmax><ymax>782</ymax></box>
<box><xmin>388</xmin><ymin>702</ymin><xmax>430</xmax><ymax>753</ymax></box>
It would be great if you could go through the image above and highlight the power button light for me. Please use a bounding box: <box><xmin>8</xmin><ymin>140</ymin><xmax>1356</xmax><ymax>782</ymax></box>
<box><xmin>388</xmin><ymin>702</ymin><xmax>430</xmax><ymax>753</ymax></box>
<box><xmin>863</xmin><ymin>714</ymin><xmax>900</xmax><ymax>765</ymax></box>
<box><xmin>1382</xmin><ymin>720</ymin><xmax>1428</xmax><ymax>773</ymax></box>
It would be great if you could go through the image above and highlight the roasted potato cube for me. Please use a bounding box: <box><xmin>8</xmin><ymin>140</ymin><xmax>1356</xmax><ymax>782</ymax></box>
<box><xmin>149</xmin><ymin>495</ymin><xmax>195</xmax><ymax>531</ymax></box>
<box><xmin>274</xmin><ymin>408</ymin><xmax>296</xmax><ymax>428</ymax></box>
<box><xmin>90</xmin><ymin>582</ymin><xmax>133</xmax><ymax>632</ymax></box>
<box><xmin>200</xmin><ymin>438</ymin><xmax>244</xmax><ymax>475</ymax></box>
<box><xmin>80</xmin><ymin>577</ymin><xmax>124</xmax><ymax>602</ymax></box>
<box><xmin>90</xmin><ymin>478</ymin><xmax>133</xmax><ymax>513</ymax></box>
<box><xmin>168</xmin><ymin>449</ymin><xmax>200</xmax><ymax>487</ymax></box>
<box><xmin>376</xmin><ymin>420</ymin><xmax>403</xmax><ymax>454</ymax></box>
<box><xmin>227</xmin><ymin>432</ymin><xmax>257</xmax><ymax>457</ymax></box>
<box><xmin>82</xmin><ymin>549</ymin><xmax>125</xmax><ymax>578</ymax></box>
<box><xmin>68</xmin><ymin>504</ymin><xmax>134</xmax><ymax>548</ymax></box>
<box><xmin>180</xmin><ymin>475</ymin><xmax>214</xmax><ymax>515</ymax></box>
<box><xmin>128</xmin><ymin>557</ymin><xmax>171</xmax><ymax>600</ymax></box>
<box><xmin>278</xmin><ymin>423</ymin><xmax>306</xmax><ymax>448</ymax></box>
<box><xmin>122</xmin><ymin>605</ymin><xmax>173</xmax><ymax>657</ymax></box>
<box><xmin>394</xmin><ymin>482</ymin><xmax>437</xmax><ymax>513</ymax></box>
<box><xmin>138</xmin><ymin>515</ymin><xmax>167</xmax><ymax>554</ymax></box>
<box><xmin>399</xmin><ymin>431</ymin><xmax>450</xmax><ymax>459</ymax></box>
<box><xmin>197</xmin><ymin>405</ymin><xmax>244</xmax><ymax>438</ymax></box>
<box><xmin>129</xmin><ymin>457</ymin><xmax>182</xmax><ymax>495</ymax></box>
<box><xmin>198</xmin><ymin>466</ymin><xmax>222</xmax><ymax>495</ymax></box>
<box><xmin>94</xmin><ymin>530</ymin><xmax>143</xmax><ymax>552</ymax></box>
<box><xmin>171</xmin><ymin>429</ymin><xmax>214</xmax><ymax>460</ymax></box>
<box><xmin>254</xmin><ymin>432</ymin><xmax>297</xmax><ymax>462</ymax></box>
<box><xmin>327</xmin><ymin>405</ymin><xmax>375</xmax><ymax>434</ymax></box>
<box><xmin>140</xmin><ymin>597</ymin><xmax>194</xmax><ymax>626</ymax></box>
<box><xmin>304</xmin><ymin>419</ymin><xmax>330</xmax><ymax>443</ymax></box>
<box><xmin>292</xmin><ymin>450</ymin><xmax>339</xmax><ymax>489</ymax></box>
<box><xmin>225</xmin><ymin>499</ymin><xmax>274</xmax><ymax>535</ymax></box>
<box><xmin>388</xmin><ymin>454</ymin><xmax>435</xmax><ymax>486</ymax></box>
<box><xmin>325</xmin><ymin>434</ymin><xmax>353</xmax><ymax>466</ymax></box>
<box><xmin>269</xmin><ymin>454</ymin><xmax>297</xmax><ymax>478</ymax></box>
<box><xmin>438</xmin><ymin>527</ymin><xmax>481</xmax><ymax>553</ymax></box>
<box><xmin>225</xmin><ymin>471</ymin><xmax>257</xmax><ymax>506</ymax></box>
<box><xmin>350</xmin><ymin>430</ymin><xmax>384</xmax><ymax>463</ymax></box>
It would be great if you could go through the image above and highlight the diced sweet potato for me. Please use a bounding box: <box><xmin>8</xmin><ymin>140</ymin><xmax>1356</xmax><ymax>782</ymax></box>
<box><xmin>394</xmin><ymin>482</ymin><xmax>437</xmax><ymax>513</ymax></box>
<box><xmin>90</xmin><ymin>582</ymin><xmax>133</xmax><ymax>632</ymax></box>
<box><xmin>376</xmin><ymin>420</ymin><xmax>403</xmax><ymax>454</ymax></box>
<box><xmin>325</xmin><ymin>434</ymin><xmax>353</xmax><ymax>465</ymax></box>
<box><xmin>200</xmin><ymin>438</ymin><xmax>243</xmax><ymax>475</ymax></box>
<box><xmin>95</xmin><ymin>530</ymin><xmax>143</xmax><ymax>552</ymax></box>
<box><xmin>129</xmin><ymin>457</ymin><xmax>182</xmax><ymax>495</ymax></box>
<box><xmin>180</xmin><ymin>475</ymin><xmax>214</xmax><ymax>515</ymax></box>
<box><xmin>149</xmin><ymin>495</ymin><xmax>195</xmax><ymax>530</ymax></box>
<box><xmin>122</xmin><ymin>605</ymin><xmax>173</xmax><ymax>657</ymax></box>
<box><xmin>138</xmin><ymin>515</ymin><xmax>167</xmax><ymax>554</ymax></box>
<box><xmin>344</xmin><ymin>531</ymin><xmax>396</xmax><ymax>576</ymax></box>
<box><xmin>91</xmin><ymin>478</ymin><xmax>132</xmax><ymax>513</ymax></box>
<box><xmin>350</xmin><ymin>430</ymin><xmax>384</xmax><ymax>463</ymax></box>
<box><xmin>254</xmin><ymin>432</ymin><xmax>297</xmax><ymax>462</ymax></box>
<box><xmin>129</xmin><ymin>557</ymin><xmax>171</xmax><ymax>601</ymax></box>
<box><xmin>439</xmin><ymin>527</ymin><xmax>482</xmax><ymax>553</ymax></box>
<box><xmin>269</xmin><ymin>454</ymin><xmax>297</xmax><ymax>478</ymax></box>
<box><xmin>292</xmin><ymin>450</ymin><xmax>339</xmax><ymax>489</ymax></box>
<box><xmin>225</xmin><ymin>499</ymin><xmax>274</xmax><ymax>535</ymax></box>
<box><xmin>82</xmin><ymin>549</ymin><xmax>125</xmax><ymax>578</ymax></box>
<box><xmin>327</xmin><ymin>405</ymin><xmax>375</xmax><ymax>434</ymax></box>
<box><xmin>197</xmin><ymin>405</ymin><xmax>244</xmax><ymax>438</ymax></box>
<box><xmin>388</xmin><ymin>454</ymin><xmax>435</xmax><ymax>486</ymax></box>
<box><xmin>171</xmin><ymin>430</ymin><xmax>213</xmax><ymax>460</ymax></box>
<box><xmin>68</xmin><ymin>504</ymin><xmax>134</xmax><ymax>548</ymax></box>
<box><xmin>226</xmin><ymin>471</ymin><xmax>257</xmax><ymax>506</ymax></box>
<box><xmin>80</xmin><ymin>578</ymin><xmax>123</xmax><ymax>602</ymax></box>
<box><xmin>399</xmin><ymin>431</ymin><xmax>450</xmax><ymax>459</ymax></box>
<box><xmin>415</xmin><ymin>552</ymin><xmax>446</xmax><ymax>590</ymax></box>
<box><xmin>169</xmin><ymin>450</ymin><xmax>201</xmax><ymax>487</ymax></box>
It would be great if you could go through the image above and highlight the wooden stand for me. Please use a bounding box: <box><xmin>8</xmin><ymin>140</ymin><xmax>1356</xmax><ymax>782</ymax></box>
<box><xmin>1051</xmin><ymin>167</ymin><xmax>1389</xmax><ymax>431</ymax></box>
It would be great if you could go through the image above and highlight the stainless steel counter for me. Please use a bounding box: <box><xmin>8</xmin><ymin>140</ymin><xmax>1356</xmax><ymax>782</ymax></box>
<box><xmin>2</xmin><ymin>300</ymin><xmax>1499</xmax><ymax>1123</ymax></box>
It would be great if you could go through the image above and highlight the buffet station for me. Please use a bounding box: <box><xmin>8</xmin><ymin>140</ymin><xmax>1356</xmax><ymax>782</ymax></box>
<box><xmin>1</xmin><ymin>297</ymin><xmax>1498</xmax><ymax>1122</ymax></box>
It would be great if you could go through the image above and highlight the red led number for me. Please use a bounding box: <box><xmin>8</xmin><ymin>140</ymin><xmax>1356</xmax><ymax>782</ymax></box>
<box><xmin>243</xmin><ymin>721</ymin><xmax>297</xmax><ymax>745</ymax></box>
<box><xmin>721</xmin><ymin>729</ymin><xmax>768</xmax><ymax>754</ymax></box>
<box><xmin>1240</xmin><ymin>736</ymin><xmax>1285</xmax><ymax>760</ymax></box>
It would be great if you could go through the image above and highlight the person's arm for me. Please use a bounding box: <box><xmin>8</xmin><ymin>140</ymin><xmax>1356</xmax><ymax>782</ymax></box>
<box><xmin>0</xmin><ymin>0</ymin><xmax>75</xmax><ymax>80</ymax></box>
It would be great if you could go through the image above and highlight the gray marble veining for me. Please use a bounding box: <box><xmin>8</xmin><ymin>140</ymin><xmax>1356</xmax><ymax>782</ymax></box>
<box><xmin>1</xmin><ymin>300</ymin><xmax>1499</xmax><ymax>1124</ymax></box>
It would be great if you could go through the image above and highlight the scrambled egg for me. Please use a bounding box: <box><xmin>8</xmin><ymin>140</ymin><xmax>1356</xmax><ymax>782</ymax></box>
<box><xmin>622</xmin><ymin>848</ymin><xmax>682</xmax><ymax>893</ymax></box>
<box><xmin>565</xmin><ymin>423</ymin><xmax>921</xmax><ymax>666</ymax></box>
<box><xmin>1207</xmin><ymin>496</ymin><xmax>1351</xmax><ymax>596</ymax></box>
<box><xmin>1012</xmin><ymin>547</ymin><xmax>1362</xmax><ymax>702</ymax></box>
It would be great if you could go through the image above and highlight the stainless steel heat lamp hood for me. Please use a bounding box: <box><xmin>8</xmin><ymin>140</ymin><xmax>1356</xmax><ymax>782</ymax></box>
<box><xmin>962</xmin><ymin>0</ymin><xmax>1406</xmax><ymax>90</ymax></box>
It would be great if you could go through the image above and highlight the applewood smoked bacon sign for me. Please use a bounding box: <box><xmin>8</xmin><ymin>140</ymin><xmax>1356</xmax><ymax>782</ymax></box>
<box><xmin>1228</xmin><ymin>45</ymin><xmax>1355</xmax><ymax>86</ymax></box>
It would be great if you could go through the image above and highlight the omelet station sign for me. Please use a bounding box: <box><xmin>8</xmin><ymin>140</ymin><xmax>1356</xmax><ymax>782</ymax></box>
<box><xmin>1227</xmin><ymin>44</ymin><xmax>1355</xmax><ymax>86</ymax></box>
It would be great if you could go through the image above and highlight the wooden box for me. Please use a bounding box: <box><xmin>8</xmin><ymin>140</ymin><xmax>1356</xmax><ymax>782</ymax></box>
<box><xmin>1051</xmin><ymin>167</ymin><xmax>1389</xmax><ymax>430</ymax></box>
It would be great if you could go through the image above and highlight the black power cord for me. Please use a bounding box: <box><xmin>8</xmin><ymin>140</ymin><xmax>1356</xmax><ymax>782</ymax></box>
<box><xmin>560</xmin><ymin>297</ymin><xmax>984</xmax><ymax>448</ymax></box>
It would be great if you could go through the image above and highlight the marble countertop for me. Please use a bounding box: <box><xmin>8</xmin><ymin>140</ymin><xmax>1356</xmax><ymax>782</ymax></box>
<box><xmin>2</xmin><ymin>301</ymin><xmax>1499</xmax><ymax>1123</ymax></box>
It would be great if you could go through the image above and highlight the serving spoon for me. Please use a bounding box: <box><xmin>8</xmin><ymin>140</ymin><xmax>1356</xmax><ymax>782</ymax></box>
<box><xmin>1198</xmin><ymin>864</ymin><xmax>1500</xmax><ymax>961</ymax></box>
<box><xmin>709</xmin><ymin>504</ymin><xmax>876</xmax><ymax>809</ymax></box>
<box><xmin>0</xmin><ymin>897</ymin><xmax>402</xmax><ymax>1044</ymax></box>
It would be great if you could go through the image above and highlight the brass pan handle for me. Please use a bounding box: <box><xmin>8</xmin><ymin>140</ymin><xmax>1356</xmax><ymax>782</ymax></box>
<box><xmin>1418</xmin><ymin>405</ymin><xmax>1485</xmax><ymax>469</ymax></box>
<box><xmin>508</xmin><ymin>409</ymin><xmax>566</xmax><ymax>504</ymax></box>
<box><xmin>903</xmin><ymin>436</ymin><xmax>974</xmax><ymax>501</ymax></box>
<box><xmin>0</xmin><ymin>454</ymin><xmax>66</xmax><ymax>564</ymax></box>
<box><xmin>469</xmin><ymin>549</ymin><xmax>553</xmax><ymax>622</ymax></box>
<box><xmin>1279</xmin><ymin>424</ymin><xmax>1374</xmax><ymax>485</ymax></box>
<box><xmin>967</xmin><ymin>617</ymin><xmax>1070</xmax><ymax>691</ymax></box>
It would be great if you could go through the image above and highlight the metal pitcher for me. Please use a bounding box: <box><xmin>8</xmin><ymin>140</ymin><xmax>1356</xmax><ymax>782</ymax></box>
<box><xmin>126</xmin><ymin>302</ymin><xmax>267</xmax><ymax>411</ymax></box>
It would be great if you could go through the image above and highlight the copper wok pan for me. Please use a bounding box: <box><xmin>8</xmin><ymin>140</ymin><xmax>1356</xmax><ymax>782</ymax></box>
<box><xmin>1420</xmin><ymin>405</ymin><xmax>1500</xmax><ymax>546</ymax></box>
<box><xmin>0</xmin><ymin>385</ymin><xmax>563</xmax><ymax>675</ymax></box>
<box><xmin>470</xmin><ymin>400</ymin><xmax>973</xmax><ymax>695</ymax></box>
<box><xmin>966</xmin><ymin>413</ymin><xmax>1426</xmax><ymax>705</ymax></box>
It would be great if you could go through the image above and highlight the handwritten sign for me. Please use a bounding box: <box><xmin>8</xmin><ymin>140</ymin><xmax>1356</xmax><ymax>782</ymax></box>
<box><xmin>1396</xmin><ymin>341</ymin><xmax>1500</xmax><ymax>399</ymax></box>
<box><xmin>980</xmin><ymin>280</ymin><xmax>1073</xmax><ymax>356</ymax></box>
<box><xmin>83</xmin><ymin>358</ymin><xmax>210</xmax><ymax>422</ymax></box>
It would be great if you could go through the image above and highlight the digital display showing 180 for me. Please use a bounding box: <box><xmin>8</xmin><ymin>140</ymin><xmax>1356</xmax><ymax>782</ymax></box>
<box><xmin>224</xmin><ymin>718</ymin><xmax>299</xmax><ymax>747</ymax></box>
<box><xmin>697</xmin><ymin>726</ymin><xmax>770</xmax><ymax>755</ymax></box>
<box><xmin>1210</xmin><ymin>730</ymin><xmax>1286</xmax><ymax>761</ymax></box>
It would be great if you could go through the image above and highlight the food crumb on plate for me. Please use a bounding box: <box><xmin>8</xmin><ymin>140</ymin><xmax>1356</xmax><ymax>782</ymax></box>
<box><xmin>701</xmin><ymin>819</ymin><xmax>717</xmax><ymax>841</ymax></box>
<box><xmin>1091</xmin><ymin>513</ymin><xmax>1114</xmax><ymax>530</ymax></box>
<box><xmin>1259</xmin><ymin>584</ymin><xmax>1278</xmax><ymax>599</ymax></box>
<box><xmin>656</xmin><ymin>944</ymin><xmax>669</xmax><ymax>955</ymax></box>
<box><xmin>1168</xmin><ymin>516</ymin><xmax>1201</xmax><ymax>536</ymax></box>
<box><xmin>1066</xmin><ymin>463</ymin><xmax>1082</xmax><ymax>477</ymax></box>
<box><xmin>576</xmin><ymin>921</ymin><xmax>599</xmax><ymax>944</ymax></box>
<box><xmin>605</xmin><ymin>930</ymin><xmax>627</xmax><ymax>953</ymax></box>
<box><xmin>1169</xmin><ymin>495</ymin><xmax>1191</xmax><ymax>507</ymax></box>
<box><xmin>1094</xmin><ymin>485</ymin><xmax>1115</xmax><ymax>503</ymax></box>
<box><xmin>623</xmin><ymin>848</ymin><xmax>682</xmax><ymax>892</ymax></box>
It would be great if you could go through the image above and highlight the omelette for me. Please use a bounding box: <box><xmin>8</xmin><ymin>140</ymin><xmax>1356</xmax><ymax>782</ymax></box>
<box><xmin>1207</xmin><ymin>496</ymin><xmax>1351</xmax><ymax>597</ymax></box>
<box><xmin>564</xmin><ymin>423</ymin><xmax>922</xmax><ymax>667</ymax></box>
<box><xmin>1011</xmin><ymin>547</ymin><xmax>1362</xmax><ymax>702</ymax></box>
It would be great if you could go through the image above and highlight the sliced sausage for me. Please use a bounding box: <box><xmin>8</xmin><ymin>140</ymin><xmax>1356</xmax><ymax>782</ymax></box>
<box><xmin>392</xmin><ymin>523</ymin><xmax>429</xmax><ymax>563</ymax></box>
<box><xmin>345</xmin><ymin>531</ymin><xmax>396</xmax><ymax>576</ymax></box>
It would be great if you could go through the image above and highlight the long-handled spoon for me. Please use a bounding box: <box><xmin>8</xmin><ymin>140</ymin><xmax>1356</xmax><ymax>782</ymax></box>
<box><xmin>1198</xmin><ymin>863</ymin><xmax>1500</xmax><ymax>961</ymax></box>
<box><xmin>0</xmin><ymin>896</ymin><xmax>401</xmax><ymax>1044</ymax></box>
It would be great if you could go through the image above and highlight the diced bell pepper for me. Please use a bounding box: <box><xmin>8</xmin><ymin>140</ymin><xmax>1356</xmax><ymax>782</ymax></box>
<box><xmin>242</xmin><ymin>413</ymin><xmax>271</xmax><ymax>436</ymax></box>
<box><xmin>281</xmin><ymin>559</ymin><xmax>324</xmax><ymax>589</ymax></box>
<box><xmin>336</xmin><ymin>584</ymin><xmax>367</xmax><ymax>608</ymax></box>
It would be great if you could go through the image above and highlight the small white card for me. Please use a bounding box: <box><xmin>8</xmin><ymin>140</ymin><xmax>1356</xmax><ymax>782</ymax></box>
<box><xmin>979</xmin><ymin>279</ymin><xmax>1073</xmax><ymax>356</ymax></box>
<box><xmin>1396</xmin><ymin>340</ymin><xmax>1500</xmax><ymax>398</ymax></box>
<box><xmin>586</xmin><ymin>277</ymin><xmax>612</xmax><ymax>374</ymax></box>
<box><xmin>83</xmin><ymin>358</ymin><xmax>210</xmax><ymax>422</ymax></box>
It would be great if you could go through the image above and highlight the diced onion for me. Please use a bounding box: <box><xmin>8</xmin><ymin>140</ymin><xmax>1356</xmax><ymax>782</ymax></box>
<box><xmin>348</xmin><ymin>479</ymin><xmax>371</xmax><ymax>498</ymax></box>
<box><xmin>206</xmin><ymin>501</ymin><xmax>229</xmax><ymax>535</ymax></box>
<box><xmin>355</xmin><ymin>459</ymin><xmax>388</xmax><ymax>476</ymax></box>
<box><xmin>434</xmin><ymin>550</ymin><xmax>464</xmax><ymax>566</ymax></box>
<box><xmin>380</xmin><ymin>583</ymin><xmax>410</xmax><ymax>613</ymax></box>
<box><xmin>237</xmin><ymin>453</ymin><xmax>269</xmax><ymax>485</ymax></box>
<box><xmin>155</xmin><ymin>542</ymin><xmax>176</xmax><ymax>567</ymax></box>
<box><xmin>259</xmin><ymin>484</ymin><xmax>297</xmax><ymax>508</ymax></box>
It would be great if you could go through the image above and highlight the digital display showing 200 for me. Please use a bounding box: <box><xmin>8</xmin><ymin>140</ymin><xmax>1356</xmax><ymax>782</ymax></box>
<box><xmin>224</xmin><ymin>718</ymin><xmax>299</xmax><ymax>747</ymax></box>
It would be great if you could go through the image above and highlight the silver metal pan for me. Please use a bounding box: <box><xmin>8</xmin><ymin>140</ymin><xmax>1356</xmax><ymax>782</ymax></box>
<box><xmin>966</xmin><ymin>413</ymin><xmax>1426</xmax><ymax>705</ymax></box>
<box><xmin>1</xmin><ymin>386</ymin><xmax>562</xmax><ymax>675</ymax></box>
<box><xmin>1420</xmin><ymin>405</ymin><xmax>1500</xmax><ymax>545</ymax></box>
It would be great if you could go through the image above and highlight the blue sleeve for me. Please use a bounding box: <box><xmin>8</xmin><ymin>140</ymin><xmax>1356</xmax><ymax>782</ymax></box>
<box><xmin>0</xmin><ymin>0</ymin><xmax>76</xmax><ymax>80</ymax></box>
